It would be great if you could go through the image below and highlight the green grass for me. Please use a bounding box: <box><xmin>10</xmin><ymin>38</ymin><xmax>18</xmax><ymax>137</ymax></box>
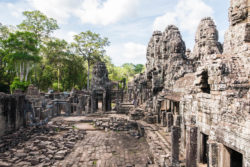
<box><xmin>72</xmin><ymin>125</ymin><xmax>78</xmax><ymax>129</ymax></box>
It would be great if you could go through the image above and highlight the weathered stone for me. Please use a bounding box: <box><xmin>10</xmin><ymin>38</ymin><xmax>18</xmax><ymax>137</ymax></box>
<box><xmin>171</xmin><ymin>126</ymin><xmax>181</xmax><ymax>166</ymax></box>
<box><xmin>167</xmin><ymin>113</ymin><xmax>174</xmax><ymax>132</ymax></box>
<box><xmin>185</xmin><ymin>126</ymin><xmax>198</xmax><ymax>167</ymax></box>
<box><xmin>91</xmin><ymin>62</ymin><xmax>112</xmax><ymax>113</ymax></box>
<box><xmin>191</xmin><ymin>17</ymin><xmax>222</xmax><ymax>60</ymax></box>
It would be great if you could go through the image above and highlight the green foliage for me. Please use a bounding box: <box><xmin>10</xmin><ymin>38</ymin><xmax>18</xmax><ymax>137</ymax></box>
<box><xmin>73</xmin><ymin>30</ymin><xmax>110</xmax><ymax>90</ymax></box>
<box><xmin>93</xmin><ymin>160</ymin><xmax>97</xmax><ymax>165</ymax></box>
<box><xmin>10</xmin><ymin>77</ymin><xmax>29</xmax><ymax>92</ymax></box>
<box><xmin>107</xmin><ymin>62</ymin><xmax>145</xmax><ymax>85</ymax></box>
<box><xmin>0</xmin><ymin>10</ymin><xmax>144</xmax><ymax>93</ymax></box>
<box><xmin>3</xmin><ymin>31</ymin><xmax>39</xmax><ymax>61</ymax></box>
<box><xmin>18</xmin><ymin>10</ymin><xmax>59</xmax><ymax>41</ymax></box>
<box><xmin>2</xmin><ymin>31</ymin><xmax>40</xmax><ymax>82</ymax></box>
<box><xmin>134</xmin><ymin>64</ymin><xmax>145</xmax><ymax>73</ymax></box>
<box><xmin>52</xmin><ymin>82</ymin><xmax>63</xmax><ymax>92</ymax></box>
<box><xmin>0</xmin><ymin>23</ymin><xmax>10</xmax><ymax>42</ymax></box>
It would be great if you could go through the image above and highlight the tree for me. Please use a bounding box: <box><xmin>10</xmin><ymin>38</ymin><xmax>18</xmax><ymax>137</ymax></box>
<box><xmin>18</xmin><ymin>10</ymin><xmax>59</xmax><ymax>43</ymax></box>
<box><xmin>2</xmin><ymin>31</ymin><xmax>40</xmax><ymax>82</ymax></box>
<box><xmin>73</xmin><ymin>30</ymin><xmax>109</xmax><ymax>90</ymax></box>
<box><xmin>42</xmin><ymin>38</ymin><xmax>69</xmax><ymax>90</ymax></box>
<box><xmin>0</xmin><ymin>23</ymin><xmax>10</xmax><ymax>41</ymax></box>
<box><xmin>134</xmin><ymin>64</ymin><xmax>145</xmax><ymax>74</ymax></box>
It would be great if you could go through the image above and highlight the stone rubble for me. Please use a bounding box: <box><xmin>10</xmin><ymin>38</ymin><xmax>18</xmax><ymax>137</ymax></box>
<box><xmin>0</xmin><ymin>122</ymin><xmax>86</xmax><ymax>167</ymax></box>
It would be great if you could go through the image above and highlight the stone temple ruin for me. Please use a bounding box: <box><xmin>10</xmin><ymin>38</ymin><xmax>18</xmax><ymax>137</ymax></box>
<box><xmin>0</xmin><ymin>0</ymin><xmax>249</xmax><ymax>166</ymax></box>
<box><xmin>127</xmin><ymin>0</ymin><xmax>250</xmax><ymax>166</ymax></box>
<box><xmin>91</xmin><ymin>62</ymin><xmax>112</xmax><ymax>113</ymax></box>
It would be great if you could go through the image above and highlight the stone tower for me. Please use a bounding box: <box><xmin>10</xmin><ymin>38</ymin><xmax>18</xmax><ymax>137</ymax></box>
<box><xmin>91</xmin><ymin>62</ymin><xmax>112</xmax><ymax>112</ymax></box>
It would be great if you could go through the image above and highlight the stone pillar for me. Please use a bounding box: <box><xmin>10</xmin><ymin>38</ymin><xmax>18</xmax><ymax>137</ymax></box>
<box><xmin>175</xmin><ymin>115</ymin><xmax>182</xmax><ymax>127</ymax></box>
<box><xmin>167</xmin><ymin>113</ymin><xmax>174</xmax><ymax>132</ymax></box>
<box><xmin>169</xmin><ymin>100</ymin><xmax>172</xmax><ymax>112</ymax></box>
<box><xmin>157</xmin><ymin>101</ymin><xmax>161</xmax><ymax>124</ymax></box>
<box><xmin>243</xmin><ymin>156</ymin><xmax>250</xmax><ymax>167</ymax></box>
<box><xmin>173</xmin><ymin>102</ymin><xmax>177</xmax><ymax>114</ymax></box>
<box><xmin>102</xmin><ymin>91</ymin><xmax>106</xmax><ymax>112</ymax></box>
<box><xmin>161</xmin><ymin>112</ymin><xmax>167</xmax><ymax>127</ymax></box>
<box><xmin>167</xmin><ymin>100</ymin><xmax>170</xmax><ymax>112</ymax></box>
<box><xmin>65</xmin><ymin>102</ymin><xmax>71</xmax><ymax>116</ymax></box>
<box><xmin>91</xmin><ymin>91</ymin><xmax>97</xmax><ymax>113</ymax></box>
<box><xmin>208</xmin><ymin>140</ymin><xmax>220</xmax><ymax>167</ymax></box>
<box><xmin>171</xmin><ymin>101</ymin><xmax>174</xmax><ymax>113</ymax></box>
<box><xmin>171</xmin><ymin>126</ymin><xmax>181</xmax><ymax>166</ymax></box>
<box><xmin>186</xmin><ymin>126</ymin><xmax>198</xmax><ymax>167</ymax></box>
<box><xmin>107</xmin><ymin>90</ymin><xmax>112</xmax><ymax>111</ymax></box>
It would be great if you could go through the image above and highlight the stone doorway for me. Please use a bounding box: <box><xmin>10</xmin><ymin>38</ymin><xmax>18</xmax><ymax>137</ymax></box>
<box><xmin>223</xmin><ymin>146</ymin><xmax>243</xmax><ymax>167</ymax></box>
<box><xmin>200</xmin><ymin>133</ymin><xmax>208</xmax><ymax>165</ymax></box>
<box><xmin>96</xmin><ymin>92</ymin><xmax>103</xmax><ymax>111</ymax></box>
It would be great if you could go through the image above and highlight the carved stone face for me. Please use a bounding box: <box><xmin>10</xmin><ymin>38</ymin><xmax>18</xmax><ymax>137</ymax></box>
<box><xmin>192</xmin><ymin>17</ymin><xmax>222</xmax><ymax>59</ymax></box>
<box><xmin>162</xmin><ymin>25</ymin><xmax>185</xmax><ymax>55</ymax></box>
<box><xmin>196</xmin><ymin>18</ymin><xmax>218</xmax><ymax>42</ymax></box>
<box><xmin>229</xmin><ymin>0</ymin><xmax>248</xmax><ymax>25</ymax></box>
<box><xmin>154</xmin><ymin>35</ymin><xmax>161</xmax><ymax>43</ymax></box>
<box><xmin>91</xmin><ymin>62</ymin><xmax>110</xmax><ymax>89</ymax></box>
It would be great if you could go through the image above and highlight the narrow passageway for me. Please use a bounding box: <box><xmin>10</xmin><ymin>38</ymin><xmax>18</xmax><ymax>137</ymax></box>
<box><xmin>55</xmin><ymin>130</ymin><xmax>151</xmax><ymax>167</ymax></box>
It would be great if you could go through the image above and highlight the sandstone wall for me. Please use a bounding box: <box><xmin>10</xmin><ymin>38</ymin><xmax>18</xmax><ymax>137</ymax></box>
<box><xmin>129</xmin><ymin>0</ymin><xmax>250</xmax><ymax>166</ymax></box>
<box><xmin>0</xmin><ymin>93</ymin><xmax>27</xmax><ymax>137</ymax></box>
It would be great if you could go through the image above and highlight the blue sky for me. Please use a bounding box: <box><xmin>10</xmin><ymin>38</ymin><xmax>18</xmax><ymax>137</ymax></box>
<box><xmin>0</xmin><ymin>0</ymin><xmax>229</xmax><ymax>66</ymax></box>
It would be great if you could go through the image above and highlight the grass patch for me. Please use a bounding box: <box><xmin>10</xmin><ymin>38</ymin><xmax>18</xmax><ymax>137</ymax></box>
<box><xmin>55</xmin><ymin>127</ymin><xmax>60</xmax><ymax>132</ymax></box>
<box><xmin>72</xmin><ymin>125</ymin><xmax>78</xmax><ymax>129</ymax></box>
<box><xmin>93</xmin><ymin>160</ymin><xmax>97</xmax><ymax>165</ymax></box>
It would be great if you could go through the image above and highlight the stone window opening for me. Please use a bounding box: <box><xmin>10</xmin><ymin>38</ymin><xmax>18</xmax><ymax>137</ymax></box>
<box><xmin>201</xmin><ymin>71</ymin><xmax>210</xmax><ymax>94</ymax></box>
<box><xmin>96</xmin><ymin>93</ymin><xmax>103</xmax><ymax>110</ymax></box>
<box><xmin>199</xmin><ymin>133</ymin><xmax>209</xmax><ymax>165</ymax></box>
<box><xmin>223</xmin><ymin>146</ymin><xmax>243</xmax><ymax>167</ymax></box>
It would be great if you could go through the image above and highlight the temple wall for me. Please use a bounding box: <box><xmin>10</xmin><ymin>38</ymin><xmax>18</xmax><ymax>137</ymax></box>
<box><xmin>180</xmin><ymin>91</ymin><xmax>250</xmax><ymax>166</ymax></box>
<box><xmin>0</xmin><ymin>93</ymin><xmax>27</xmax><ymax>137</ymax></box>
<box><xmin>129</xmin><ymin>0</ymin><xmax>249</xmax><ymax>166</ymax></box>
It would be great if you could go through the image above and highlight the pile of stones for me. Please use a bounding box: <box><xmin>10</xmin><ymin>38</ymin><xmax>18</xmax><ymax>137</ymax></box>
<box><xmin>94</xmin><ymin>117</ymin><xmax>143</xmax><ymax>138</ymax></box>
<box><xmin>0</xmin><ymin>123</ymin><xmax>86</xmax><ymax>167</ymax></box>
<box><xmin>129</xmin><ymin>108</ymin><xmax>144</xmax><ymax>120</ymax></box>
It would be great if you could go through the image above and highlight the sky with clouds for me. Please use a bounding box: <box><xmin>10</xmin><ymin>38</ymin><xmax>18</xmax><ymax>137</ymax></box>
<box><xmin>0</xmin><ymin>0</ymin><xmax>230</xmax><ymax>66</ymax></box>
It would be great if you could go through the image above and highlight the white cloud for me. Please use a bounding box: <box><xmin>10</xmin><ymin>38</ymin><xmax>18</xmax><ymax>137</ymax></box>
<box><xmin>27</xmin><ymin>0</ymin><xmax>79</xmax><ymax>24</ymax></box>
<box><xmin>75</xmin><ymin>0</ymin><xmax>139</xmax><ymax>25</ymax></box>
<box><xmin>106</xmin><ymin>42</ymin><xmax>146</xmax><ymax>66</ymax></box>
<box><xmin>53</xmin><ymin>30</ymin><xmax>77</xmax><ymax>43</ymax></box>
<box><xmin>153</xmin><ymin>0</ymin><xmax>213</xmax><ymax>33</ymax></box>
<box><xmin>27</xmin><ymin>0</ymin><xmax>139</xmax><ymax>25</ymax></box>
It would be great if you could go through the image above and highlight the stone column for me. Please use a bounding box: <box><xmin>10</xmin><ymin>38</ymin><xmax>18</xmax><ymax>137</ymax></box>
<box><xmin>167</xmin><ymin>100</ymin><xmax>170</xmax><ymax>112</ymax></box>
<box><xmin>102</xmin><ymin>91</ymin><xmax>106</xmax><ymax>112</ymax></box>
<box><xmin>91</xmin><ymin>91</ymin><xmax>97</xmax><ymax>113</ymax></box>
<box><xmin>107</xmin><ymin>90</ymin><xmax>112</xmax><ymax>111</ymax></box>
<box><xmin>171</xmin><ymin>101</ymin><xmax>174</xmax><ymax>113</ymax></box>
<box><xmin>169</xmin><ymin>100</ymin><xmax>172</xmax><ymax>112</ymax></box>
<box><xmin>171</xmin><ymin>126</ymin><xmax>181</xmax><ymax>166</ymax></box>
<box><xmin>174</xmin><ymin>102</ymin><xmax>177</xmax><ymax>114</ymax></box>
<box><xmin>161</xmin><ymin>112</ymin><xmax>167</xmax><ymax>127</ymax></box>
<box><xmin>175</xmin><ymin>115</ymin><xmax>182</xmax><ymax>127</ymax></box>
<box><xmin>186</xmin><ymin>126</ymin><xmax>198</xmax><ymax>167</ymax></box>
<box><xmin>208</xmin><ymin>140</ymin><xmax>220</xmax><ymax>167</ymax></box>
<box><xmin>167</xmin><ymin>113</ymin><xmax>174</xmax><ymax>132</ymax></box>
<box><xmin>156</xmin><ymin>101</ymin><xmax>161</xmax><ymax>124</ymax></box>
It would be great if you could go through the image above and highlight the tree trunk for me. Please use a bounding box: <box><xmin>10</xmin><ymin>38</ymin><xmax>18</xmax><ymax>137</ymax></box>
<box><xmin>19</xmin><ymin>63</ymin><xmax>22</xmax><ymax>81</ymax></box>
<box><xmin>87</xmin><ymin>59</ymin><xmax>90</xmax><ymax>90</ymax></box>
<box><xmin>25</xmin><ymin>63</ymin><xmax>30</xmax><ymax>81</ymax></box>
<box><xmin>58</xmin><ymin>68</ymin><xmax>60</xmax><ymax>91</ymax></box>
